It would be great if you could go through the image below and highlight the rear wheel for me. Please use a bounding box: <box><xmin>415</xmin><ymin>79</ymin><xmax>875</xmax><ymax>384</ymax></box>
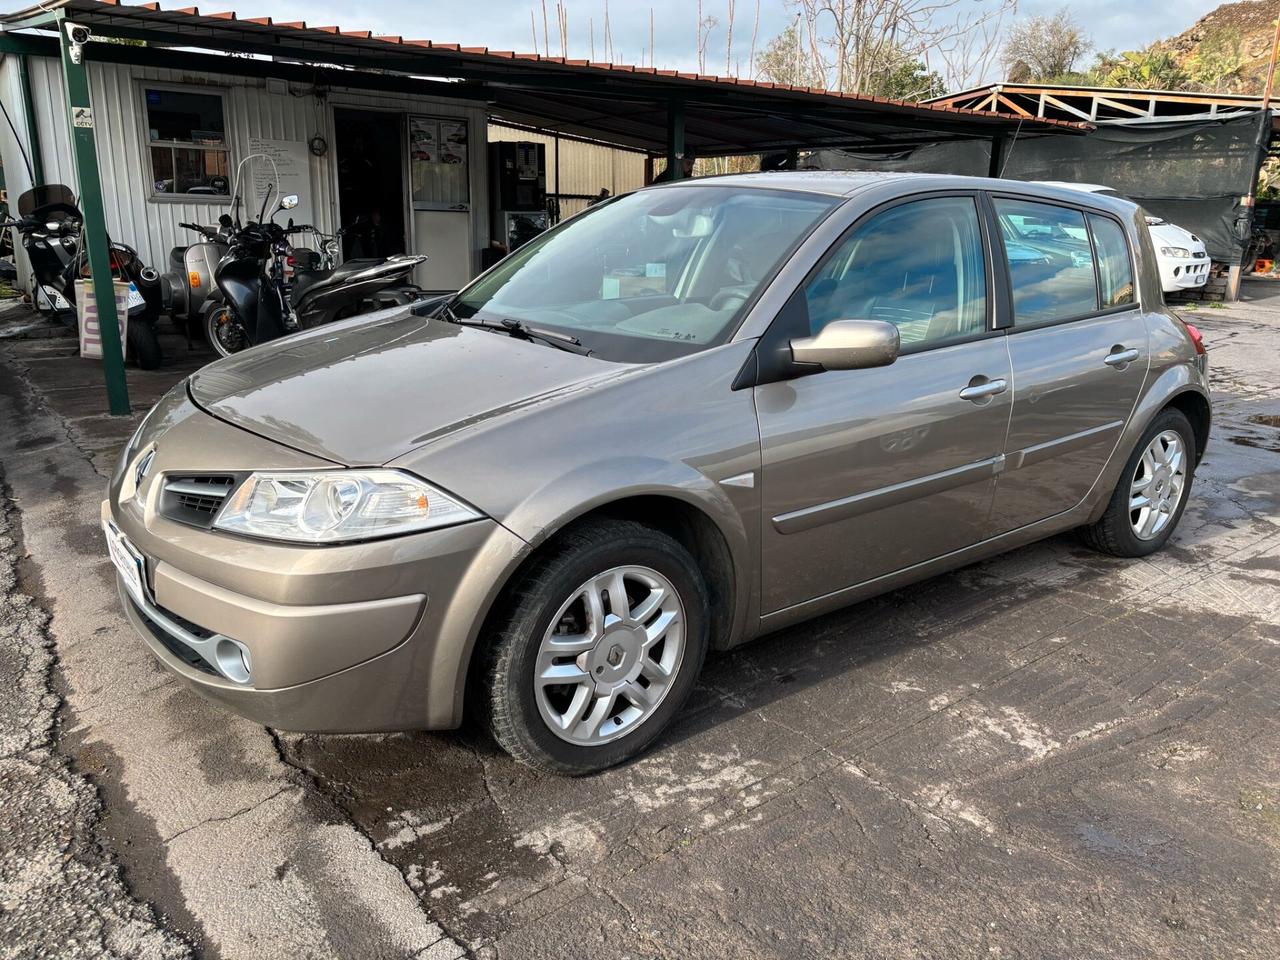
<box><xmin>1079</xmin><ymin>408</ymin><xmax>1195</xmax><ymax>557</ymax></box>
<box><xmin>480</xmin><ymin>518</ymin><xmax>709</xmax><ymax>775</ymax></box>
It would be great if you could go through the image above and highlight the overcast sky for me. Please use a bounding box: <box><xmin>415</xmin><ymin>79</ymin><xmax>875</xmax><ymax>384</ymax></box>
<box><xmin>249</xmin><ymin>0</ymin><xmax>1222</xmax><ymax>82</ymax></box>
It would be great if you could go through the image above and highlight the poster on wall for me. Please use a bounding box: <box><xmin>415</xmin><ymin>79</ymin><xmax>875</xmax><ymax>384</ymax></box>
<box><xmin>410</xmin><ymin>118</ymin><xmax>439</xmax><ymax>162</ymax></box>
<box><xmin>410</xmin><ymin>116</ymin><xmax>469</xmax><ymax>209</ymax></box>
<box><xmin>245</xmin><ymin>137</ymin><xmax>313</xmax><ymax>231</ymax></box>
<box><xmin>439</xmin><ymin>121</ymin><xmax>467</xmax><ymax>166</ymax></box>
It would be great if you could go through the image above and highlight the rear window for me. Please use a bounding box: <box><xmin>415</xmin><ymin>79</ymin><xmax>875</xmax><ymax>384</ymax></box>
<box><xmin>1089</xmin><ymin>215</ymin><xmax>1135</xmax><ymax>308</ymax></box>
<box><xmin>995</xmin><ymin>198</ymin><xmax>1097</xmax><ymax>325</ymax></box>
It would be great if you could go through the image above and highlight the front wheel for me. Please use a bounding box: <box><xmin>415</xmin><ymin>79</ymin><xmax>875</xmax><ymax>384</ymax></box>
<box><xmin>1079</xmin><ymin>408</ymin><xmax>1196</xmax><ymax>557</ymax></box>
<box><xmin>479</xmin><ymin>519</ymin><xmax>710</xmax><ymax>775</ymax></box>
<box><xmin>204</xmin><ymin>304</ymin><xmax>248</xmax><ymax>358</ymax></box>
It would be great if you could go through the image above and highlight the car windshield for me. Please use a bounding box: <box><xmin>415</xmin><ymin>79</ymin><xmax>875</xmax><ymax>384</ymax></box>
<box><xmin>452</xmin><ymin>185</ymin><xmax>838</xmax><ymax>362</ymax></box>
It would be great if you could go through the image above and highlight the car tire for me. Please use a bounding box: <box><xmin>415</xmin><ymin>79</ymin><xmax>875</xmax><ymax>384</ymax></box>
<box><xmin>1079</xmin><ymin>407</ymin><xmax>1196</xmax><ymax>558</ymax></box>
<box><xmin>479</xmin><ymin>518</ymin><xmax>710</xmax><ymax>775</ymax></box>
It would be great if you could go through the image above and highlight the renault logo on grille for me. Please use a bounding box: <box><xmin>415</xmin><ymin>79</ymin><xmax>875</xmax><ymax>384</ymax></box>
<box><xmin>134</xmin><ymin>447</ymin><xmax>156</xmax><ymax>487</ymax></box>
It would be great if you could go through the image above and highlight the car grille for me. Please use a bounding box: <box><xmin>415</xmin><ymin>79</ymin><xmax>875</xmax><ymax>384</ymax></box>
<box><xmin>159</xmin><ymin>474</ymin><xmax>239</xmax><ymax>528</ymax></box>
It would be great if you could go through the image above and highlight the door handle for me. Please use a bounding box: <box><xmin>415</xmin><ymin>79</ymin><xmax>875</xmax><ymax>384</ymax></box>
<box><xmin>958</xmin><ymin>377</ymin><xmax>1008</xmax><ymax>402</ymax></box>
<box><xmin>1104</xmin><ymin>348</ymin><xmax>1140</xmax><ymax>367</ymax></box>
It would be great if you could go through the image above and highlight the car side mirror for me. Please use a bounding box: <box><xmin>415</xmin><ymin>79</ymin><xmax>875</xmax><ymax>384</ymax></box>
<box><xmin>789</xmin><ymin>319</ymin><xmax>900</xmax><ymax>371</ymax></box>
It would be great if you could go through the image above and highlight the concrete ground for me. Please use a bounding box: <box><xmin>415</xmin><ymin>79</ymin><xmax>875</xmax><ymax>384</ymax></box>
<box><xmin>0</xmin><ymin>286</ymin><xmax>1276</xmax><ymax>959</ymax></box>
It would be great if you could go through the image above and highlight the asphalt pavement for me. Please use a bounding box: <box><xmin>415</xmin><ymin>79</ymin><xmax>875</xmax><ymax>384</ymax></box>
<box><xmin>0</xmin><ymin>285</ymin><xmax>1276</xmax><ymax>959</ymax></box>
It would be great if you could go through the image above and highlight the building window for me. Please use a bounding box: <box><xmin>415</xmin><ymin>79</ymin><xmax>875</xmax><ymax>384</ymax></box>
<box><xmin>144</xmin><ymin>87</ymin><xmax>230</xmax><ymax>197</ymax></box>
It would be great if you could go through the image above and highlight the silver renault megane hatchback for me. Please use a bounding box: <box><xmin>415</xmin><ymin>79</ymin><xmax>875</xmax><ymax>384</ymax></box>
<box><xmin>105</xmin><ymin>173</ymin><xmax>1210</xmax><ymax>774</ymax></box>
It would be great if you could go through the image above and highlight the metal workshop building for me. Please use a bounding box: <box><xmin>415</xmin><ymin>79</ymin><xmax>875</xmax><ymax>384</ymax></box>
<box><xmin>0</xmin><ymin>0</ymin><xmax>1081</xmax><ymax>414</ymax></box>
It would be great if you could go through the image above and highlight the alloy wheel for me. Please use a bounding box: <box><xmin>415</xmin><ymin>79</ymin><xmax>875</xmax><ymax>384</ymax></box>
<box><xmin>534</xmin><ymin>565</ymin><xmax>685</xmax><ymax>746</ymax></box>
<box><xmin>1129</xmin><ymin>429</ymin><xmax>1186</xmax><ymax>541</ymax></box>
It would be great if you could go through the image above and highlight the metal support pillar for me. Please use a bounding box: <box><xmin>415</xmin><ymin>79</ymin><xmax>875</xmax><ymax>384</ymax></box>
<box><xmin>17</xmin><ymin>54</ymin><xmax>44</xmax><ymax>184</ymax></box>
<box><xmin>666</xmin><ymin>98</ymin><xmax>686</xmax><ymax>180</ymax></box>
<box><xmin>988</xmin><ymin>132</ymin><xmax>1006</xmax><ymax>179</ymax></box>
<box><xmin>57</xmin><ymin>12</ymin><xmax>130</xmax><ymax>414</ymax></box>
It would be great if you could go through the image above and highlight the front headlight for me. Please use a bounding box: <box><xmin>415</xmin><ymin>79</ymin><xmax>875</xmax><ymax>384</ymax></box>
<box><xmin>213</xmin><ymin>469</ymin><xmax>481</xmax><ymax>544</ymax></box>
<box><xmin>1160</xmin><ymin>246</ymin><xmax>1191</xmax><ymax>258</ymax></box>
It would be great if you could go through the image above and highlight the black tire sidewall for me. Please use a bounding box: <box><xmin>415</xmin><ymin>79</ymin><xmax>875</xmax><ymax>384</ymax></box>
<box><xmin>1105</xmin><ymin>408</ymin><xmax>1196</xmax><ymax>556</ymax></box>
<box><xmin>492</xmin><ymin>527</ymin><xmax>709</xmax><ymax>774</ymax></box>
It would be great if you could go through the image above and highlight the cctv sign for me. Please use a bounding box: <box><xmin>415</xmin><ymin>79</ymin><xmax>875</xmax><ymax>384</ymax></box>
<box><xmin>72</xmin><ymin>107</ymin><xmax>94</xmax><ymax>128</ymax></box>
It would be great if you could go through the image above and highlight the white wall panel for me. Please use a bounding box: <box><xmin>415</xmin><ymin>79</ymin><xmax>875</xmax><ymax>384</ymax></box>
<box><xmin>8</xmin><ymin>55</ymin><xmax>489</xmax><ymax>287</ymax></box>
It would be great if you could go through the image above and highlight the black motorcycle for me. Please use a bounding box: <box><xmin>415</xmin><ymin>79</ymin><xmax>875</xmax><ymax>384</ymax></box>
<box><xmin>2</xmin><ymin>184</ymin><xmax>163</xmax><ymax>368</ymax></box>
<box><xmin>207</xmin><ymin>194</ymin><xmax>427</xmax><ymax>357</ymax></box>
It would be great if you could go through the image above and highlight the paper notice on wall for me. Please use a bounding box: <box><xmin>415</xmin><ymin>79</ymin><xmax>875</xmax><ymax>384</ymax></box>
<box><xmin>246</xmin><ymin>137</ymin><xmax>313</xmax><ymax>230</ymax></box>
<box><xmin>438</xmin><ymin>121</ymin><xmax>467</xmax><ymax>166</ymax></box>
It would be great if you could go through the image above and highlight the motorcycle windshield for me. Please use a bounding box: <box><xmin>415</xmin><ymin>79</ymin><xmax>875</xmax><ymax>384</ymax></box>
<box><xmin>18</xmin><ymin>183</ymin><xmax>80</xmax><ymax>219</ymax></box>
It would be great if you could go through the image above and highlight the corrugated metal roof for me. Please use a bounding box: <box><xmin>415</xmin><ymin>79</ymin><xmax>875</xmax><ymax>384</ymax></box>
<box><xmin>4</xmin><ymin>0</ymin><xmax>1092</xmax><ymax>153</ymax></box>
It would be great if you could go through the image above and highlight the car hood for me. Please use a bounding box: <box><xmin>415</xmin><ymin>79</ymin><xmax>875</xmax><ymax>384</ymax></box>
<box><xmin>1149</xmin><ymin>221</ymin><xmax>1203</xmax><ymax>251</ymax></box>
<box><xmin>188</xmin><ymin>310</ymin><xmax>623</xmax><ymax>465</ymax></box>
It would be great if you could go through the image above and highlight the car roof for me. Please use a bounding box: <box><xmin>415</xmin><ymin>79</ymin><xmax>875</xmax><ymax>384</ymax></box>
<box><xmin>1033</xmin><ymin>181</ymin><xmax>1114</xmax><ymax>194</ymax></box>
<box><xmin>647</xmin><ymin>171</ymin><xmax>1140</xmax><ymax>216</ymax></box>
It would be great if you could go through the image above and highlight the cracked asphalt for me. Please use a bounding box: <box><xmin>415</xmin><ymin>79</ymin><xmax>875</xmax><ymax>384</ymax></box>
<box><xmin>1</xmin><ymin>283</ymin><xmax>1277</xmax><ymax>959</ymax></box>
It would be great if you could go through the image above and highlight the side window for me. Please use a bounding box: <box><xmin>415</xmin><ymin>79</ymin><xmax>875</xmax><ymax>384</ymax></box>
<box><xmin>994</xmin><ymin>198</ymin><xmax>1096</xmax><ymax>325</ymax></box>
<box><xmin>804</xmin><ymin>196</ymin><xmax>988</xmax><ymax>350</ymax></box>
<box><xmin>1088</xmin><ymin>215</ymin><xmax>1136</xmax><ymax>308</ymax></box>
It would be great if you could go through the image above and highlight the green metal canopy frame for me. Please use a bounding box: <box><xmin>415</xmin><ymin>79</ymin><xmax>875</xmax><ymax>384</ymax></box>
<box><xmin>7</xmin><ymin>4</ymin><xmax>129</xmax><ymax>414</ymax></box>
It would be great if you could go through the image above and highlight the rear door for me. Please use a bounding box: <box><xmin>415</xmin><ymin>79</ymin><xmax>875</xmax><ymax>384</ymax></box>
<box><xmin>987</xmin><ymin>197</ymin><xmax>1149</xmax><ymax>532</ymax></box>
<box><xmin>756</xmin><ymin>193</ymin><xmax>1013</xmax><ymax>614</ymax></box>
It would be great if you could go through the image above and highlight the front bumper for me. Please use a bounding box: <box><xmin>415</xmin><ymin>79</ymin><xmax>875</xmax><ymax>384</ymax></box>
<box><xmin>103</xmin><ymin>389</ymin><xmax>528</xmax><ymax>731</ymax></box>
<box><xmin>1161</xmin><ymin>256</ymin><xmax>1210</xmax><ymax>291</ymax></box>
<box><xmin>106</xmin><ymin>497</ymin><xmax>524</xmax><ymax>732</ymax></box>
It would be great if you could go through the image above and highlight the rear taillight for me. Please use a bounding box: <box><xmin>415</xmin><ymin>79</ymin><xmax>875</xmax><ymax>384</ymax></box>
<box><xmin>1182</xmin><ymin>320</ymin><xmax>1206</xmax><ymax>355</ymax></box>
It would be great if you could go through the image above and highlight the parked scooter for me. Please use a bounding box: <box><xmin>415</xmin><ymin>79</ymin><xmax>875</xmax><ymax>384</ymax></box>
<box><xmin>1</xmin><ymin>184</ymin><xmax>163</xmax><ymax>368</ymax></box>
<box><xmin>160</xmin><ymin>217</ymin><xmax>232</xmax><ymax>343</ymax></box>
<box><xmin>206</xmin><ymin>156</ymin><xmax>426</xmax><ymax>357</ymax></box>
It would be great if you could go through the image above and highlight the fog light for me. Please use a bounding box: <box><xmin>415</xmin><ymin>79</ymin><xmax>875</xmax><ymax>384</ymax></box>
<box><xmin>215</xmin><ymin>638</ymin><xmax>252</xmax><ymax>684</ymax></box>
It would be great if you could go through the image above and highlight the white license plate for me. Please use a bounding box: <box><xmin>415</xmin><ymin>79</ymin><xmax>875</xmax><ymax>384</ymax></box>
<box><xmin>104</xmin><ymin>520</ymin><xmax>146</xmax><ymax>606</ymax></box>
<box><xmin>127</xmin><ymin>282</ymin><xmax>146</xmax><ymax>310</ymax></box>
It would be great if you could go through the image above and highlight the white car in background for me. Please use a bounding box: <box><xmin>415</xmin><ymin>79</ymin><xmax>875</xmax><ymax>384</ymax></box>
<box><xmin>1036</xmin><ymin>182</ymin><xmax>1210</xmax><ymax>293</ymax></box>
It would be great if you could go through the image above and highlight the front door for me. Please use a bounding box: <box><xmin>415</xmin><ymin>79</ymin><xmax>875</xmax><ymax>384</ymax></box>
<box><xmin>756</xmin><ymin>195</ymin><xmax>1012</xmax><ymax>614</ymax></box>
<box><xmin>987</xmin><ymin>198</ymin><xmax>1150</xmax><ymax>532</ymax></box>
<box><xmin>334</xmin><ymin>109</ymin><xmax>407</xmax><ymax>260</ymax></box>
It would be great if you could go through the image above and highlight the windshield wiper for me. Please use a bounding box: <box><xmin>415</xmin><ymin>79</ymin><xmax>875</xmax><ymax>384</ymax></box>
<box><xmin>439</xmin><ymin>309</ymin><xmax>592</xmax><ymax>356</ymax></box>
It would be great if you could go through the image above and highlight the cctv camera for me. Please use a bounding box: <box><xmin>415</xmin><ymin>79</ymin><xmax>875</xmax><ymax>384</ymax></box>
<box><xmin>63</xmin><ymin>22</ymin><xmax>90</xmax><ymax>63</ymax></box>
<box><xmin>64</xmin><ymin>22</ymin><xmax>91</xmax><ymax>45</ymax></box>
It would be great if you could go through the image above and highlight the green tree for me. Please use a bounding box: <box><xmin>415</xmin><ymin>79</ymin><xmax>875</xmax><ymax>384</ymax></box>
<box><xmin>755</xmin><ymin>22</ymin><xmax>827</xmax><ymax>88</ymax></box>
<box><xmin>756</xmin><ymin>23</ymin><xmax>943</xmax><ymax>101</ymax></box>
<box><xmin>1097</xmin><ymin>48</ymin><xmax>1191</xmax><ymax>90</ymax></box>
<box><xmin>868</xmin><ymin>57</ymin><xmax>946</xmax><ymax>100</ymax></box>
